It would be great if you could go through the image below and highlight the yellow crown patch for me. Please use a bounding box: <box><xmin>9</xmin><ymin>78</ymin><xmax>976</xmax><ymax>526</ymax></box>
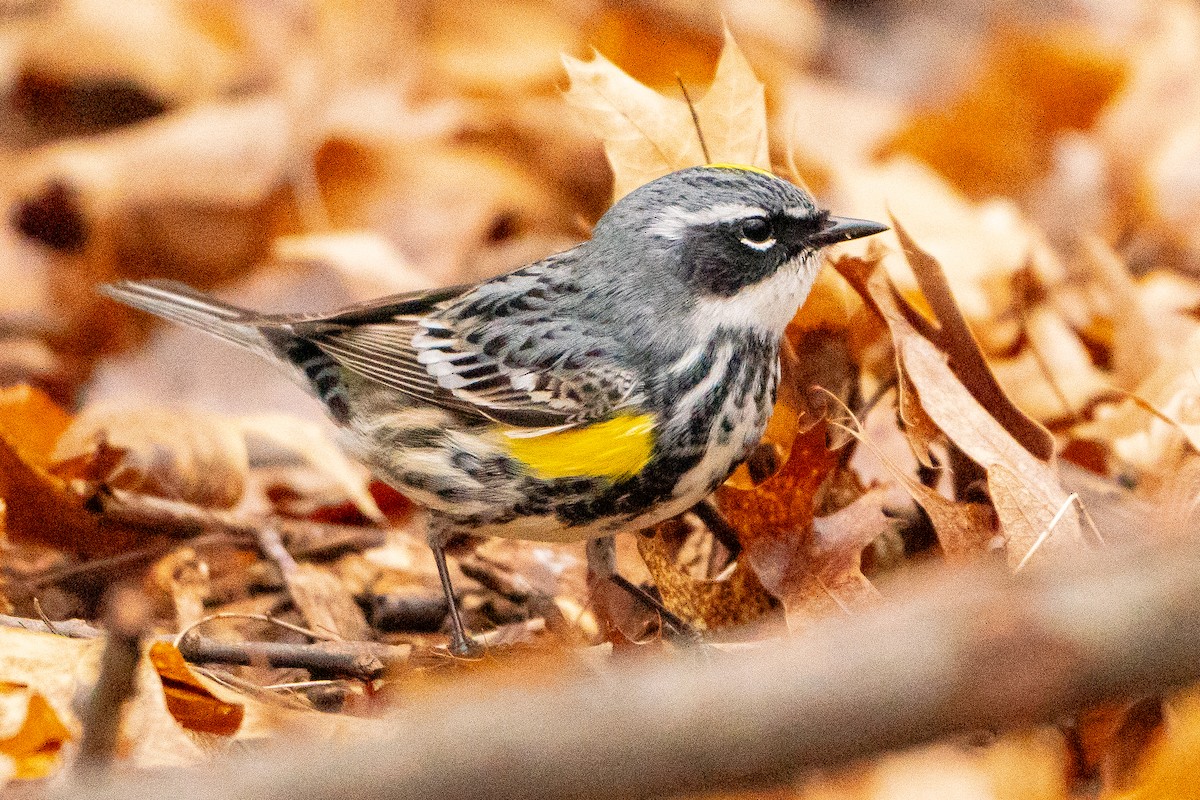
<box><xmin>705</xmin><ymin>163</ymin><xmax>775</xmax><ymax>177</ymax></box>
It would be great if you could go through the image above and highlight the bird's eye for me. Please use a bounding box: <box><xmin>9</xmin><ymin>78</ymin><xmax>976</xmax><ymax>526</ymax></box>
<box><xmin>739</xmin><ymin>217</ymin><xmax>774</xmax><ymax>246</ymax></box>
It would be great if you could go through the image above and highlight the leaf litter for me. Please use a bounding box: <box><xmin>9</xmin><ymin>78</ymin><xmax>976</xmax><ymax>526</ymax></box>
<box><xmin>0</xmin><ymin>2</ymin><xmax>1195</xmax><ymax>798</ymax></box>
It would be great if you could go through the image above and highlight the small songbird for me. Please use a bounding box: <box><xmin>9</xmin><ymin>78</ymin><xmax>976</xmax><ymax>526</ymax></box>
<box><xmin>102</xmin><ymin>164</ymin><xmax>886</xmax><ymax>653</ymax></box>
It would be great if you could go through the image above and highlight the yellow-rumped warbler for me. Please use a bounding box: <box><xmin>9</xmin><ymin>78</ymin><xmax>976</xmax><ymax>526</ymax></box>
<box><xmin>102</xmin><ymin>164</ymin><xmax>885</xmax><ymax>653</ymax></box>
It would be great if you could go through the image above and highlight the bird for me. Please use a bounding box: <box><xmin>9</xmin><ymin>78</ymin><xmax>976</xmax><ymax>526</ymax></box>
<box><xmin>101</xmin><ymin>164</ymin><xmax>887</xmax><ymax>654</ymax></box>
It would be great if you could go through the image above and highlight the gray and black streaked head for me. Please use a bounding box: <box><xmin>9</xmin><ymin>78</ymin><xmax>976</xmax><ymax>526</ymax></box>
<box><xmin>590</xmin><ymin>164</ymin><xmax>886</xmax><ymax>336</ymax></box>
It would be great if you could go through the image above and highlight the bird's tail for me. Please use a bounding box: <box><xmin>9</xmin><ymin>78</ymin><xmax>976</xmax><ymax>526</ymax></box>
<box><xmin>99</xmin><ymin>279</ymin><xmax>272</xmax><ymax>357</ymax></box>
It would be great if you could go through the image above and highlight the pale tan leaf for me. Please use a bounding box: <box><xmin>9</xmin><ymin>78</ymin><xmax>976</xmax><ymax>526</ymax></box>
<box><xmin>838</xmin><ymin>255</ymin><xmax>1087</xmax><ymax>569</ymax></box>
<box><xmin>784</xmin><ymin>490</ymin><xmax>889</xmax><ymax>632</ymax></box>
<box><xmin>692</xmin><ymin>29</ymin><xmax>770</xmax><ymax>171</ymax></box>
<box><xmin>237</xmin><ymin>414</ymin><xmax>383</xmax><ymax>523</ymax></box>
<box><xmin>563</xmin><ymin>30</ymin><xmax>770</xmax><ymax>200</ymax></box>
<box><xmin>562</xmin><ymin>50</ymin><xmax>700</xmax><ymax>200</ymax></box>
<box><xmin>900</xmin><ymin>333</ymin><xmax>1085</xmax><ymax>567</ymax></box>
<box><xmin>52</xmin><ymin>406</ymin><xmax>248</xmax><ymax>509</ymax></box>
<box><xmin>989</xmin><ymin>307</ymin><xmax>1114</xmax><ymax>423</ymax></box>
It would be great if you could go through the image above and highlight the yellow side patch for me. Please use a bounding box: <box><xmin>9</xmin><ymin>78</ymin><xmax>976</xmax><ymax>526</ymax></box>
<box><xmin>501</xmin><ymin>413</ymin><xmax>656</xmax><ymax>482</ymax></box>
<box><xmin>705</xmin><ymin>162</ymin><xmax>775</xmax><ymax>177</ymax></box>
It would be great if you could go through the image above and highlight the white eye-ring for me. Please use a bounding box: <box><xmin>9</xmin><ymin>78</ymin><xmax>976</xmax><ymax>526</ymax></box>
<box><xmin>739</xmin><ymin>216</ymin><xmax>776</xmax><ymax>251</ymax></box>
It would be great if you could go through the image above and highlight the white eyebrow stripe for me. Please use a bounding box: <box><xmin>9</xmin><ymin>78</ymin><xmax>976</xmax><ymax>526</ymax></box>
<box><xmin>647</xmin><ymin>203</ymin><xmax>769</xmax><ymax>241</ymax></box>
<box><xmin>783</xmin><ymin>206</ymin><xmax>818</xmax><ymax>219</ymax></box>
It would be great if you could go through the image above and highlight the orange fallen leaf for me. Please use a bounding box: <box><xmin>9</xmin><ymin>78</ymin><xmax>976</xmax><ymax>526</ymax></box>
<box><xmin>0</xmin><ymin>682</ymin><xmax>72</xmax><ymax>781</ymax></box>
<box><xmin>148</xmin><ymin>642</ymin><xmax>243</xmax><ymax>737</ymax></box>
<box><xmin>714</xmin><ymin>422</ymin><xmax>884</xmax><ymax>628</ymax></box>
<box><xmin>882</xmin><ymin>27</ymin><xmax>1126</xmax><ymax>200</ymax></box>
<box><xmin>0</xmin><ymin>385</ymin><xmax>142</xmax><ymax>557</ymax></box>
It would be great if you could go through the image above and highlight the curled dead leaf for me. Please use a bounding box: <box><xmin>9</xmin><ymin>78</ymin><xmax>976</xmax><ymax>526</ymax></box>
<box><xmin>835</xmin><ymin>245</ymin><xmax>1087</xmax><ymax>570</ymax></box>
<box><xmin>147</xmin><ymin>642</ymin><xmax>243</xmax><ymax>737</ymax></box>
<box><xmin>53</xmin><ymin>406</ymin><xmax>248</xmax><ymax>509</ymax></box>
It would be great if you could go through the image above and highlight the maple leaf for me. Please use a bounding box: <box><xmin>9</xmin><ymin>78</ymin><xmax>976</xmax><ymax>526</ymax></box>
<box><xmin>562</xmin><ymin>28</ymin><xmax>769</xmax><ymax>200</ymax></box>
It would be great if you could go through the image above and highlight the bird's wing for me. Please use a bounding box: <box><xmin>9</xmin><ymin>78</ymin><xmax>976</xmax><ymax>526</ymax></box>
<box><xmin>286</xmin><ymin>273</ymin><xmax>642</xmax><ymax>429</ymax></box>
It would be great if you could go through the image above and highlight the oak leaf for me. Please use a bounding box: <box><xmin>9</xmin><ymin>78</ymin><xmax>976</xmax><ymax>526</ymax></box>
<box><xmin>835</xmin><ymin>241</ymin><xmax>1087</xmax><ymax>569</ymax></box>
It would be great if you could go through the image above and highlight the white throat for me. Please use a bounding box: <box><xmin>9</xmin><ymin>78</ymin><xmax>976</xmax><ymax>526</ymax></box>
<box><xmin>691</xmin><ymin>254</ymin><xmax>818</xmax><ymax>337</ymax></box>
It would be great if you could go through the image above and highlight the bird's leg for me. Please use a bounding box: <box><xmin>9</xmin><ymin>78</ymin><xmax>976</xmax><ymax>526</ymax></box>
<box><xmin>428</xmin><ymin>530</ymin><xmax>481</xmax><ymax>658</ymax></box>
<box><xmin>585</xmin><ymin>536</ymin><xmax>618</xmax><ymax>581</ymax></box>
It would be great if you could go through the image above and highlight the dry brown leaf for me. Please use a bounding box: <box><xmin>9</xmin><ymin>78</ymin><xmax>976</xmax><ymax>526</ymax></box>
<box><xmin>990</xmin><ymin>307</ymin><xmax>1114</xmax><ymax>423</ymax></box>
<box><xmin>0</xmin><ymin>681</ymin><xmax>72</xmax><ymax>781</ymax></box>
<box><xmin>563</xmin><ymin>28</ymin><xmax>769</xmax><ymax>201</ymax></box>
<box><xmin>1083</xmin><ymin>238</ymin><xmax>1181</xmax><ymax>389</ymax></box>
<box><xmin>827</xmin><ymin>157</ymin><xmax>1062</xmax><ymax>355</ymax></box>
<box><xmin>0</xmin><ymin>384</ymin><xmax>71</xmax><ymax>469</ymax></box>
<box><xmin>843</xmin><ymin>405</ymin><xmax>998</xmax><ymax>563</ymax></box>
<box><xmin>636</xmin><ymin>519</ymin><xmax>777</xmax><ymax>633</ymax></box>
<box><xmin>836</xmin><ymin>254</ymin><xmax>1086</xmax><ymax>569</ymax></box>
<box><xmin>715</xmin><ymin>423</ymin><xmax>884</xmax><ymax>627</ymax></box>
<box><xmin>1079</xmin><ymin>329</ymin><xmax>1200</xmax><ymax>476</ymax></box>
<box><xmin>785</xmin><ymin>490</ymin><xmax>888</xmax><ymax>631</ymax></box>
<box><xmin>716</xmin><ymin>424</ymin><xmax>838</xmax><ymax>595</ymax></box>
<box><xmin>891</xmin><ymin>218</ymin><xmax>1056</xmax><ymax>461</ymax></box>
<box><xmin>237</xmin><ymin>414</ymin><xmax>383</xmax><ymax>523</ymax></box>
<box><xmin>902</xmin><ymin>330</ymin><xmax>1084</xmax><ymax>568</ymax></box>
<box><xmin>286</xmin><ymin>564</ymin><xmax>374</xmax><ymax>642</ymax></box>
<box><xmin>53</xmin><ymin>405</ymin><xmax>248</xmax><ymax>509</ymax></box>
<box><xmin>147</xmin><ymin>642</ymin><xmax>243</xmax><ymax>737</ymax></box>
<box><xmin>0</xmin><ymin>627</ymin><xmax>209</xmax><ymax>769</ymax></box>
<box><xmin>0</xmin><ymin>386</ymin><xmax>143</xmax><ymax>557</ymax></box>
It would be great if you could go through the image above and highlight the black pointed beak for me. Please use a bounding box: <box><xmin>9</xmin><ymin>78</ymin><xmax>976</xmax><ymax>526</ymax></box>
<box><xmin>808</xmin><ymin>215</ymin><xmax>889</xmax><ymax>249</ymax></box>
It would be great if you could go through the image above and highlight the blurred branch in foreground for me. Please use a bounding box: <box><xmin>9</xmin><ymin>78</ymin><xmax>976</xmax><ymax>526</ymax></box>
<box><xmin>58</xmin><ymin>532</ymin><xmax>1200</xmax><ymax>800</ymax></box>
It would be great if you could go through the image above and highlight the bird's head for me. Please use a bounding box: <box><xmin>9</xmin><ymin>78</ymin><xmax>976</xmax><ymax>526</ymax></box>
<box><xmin>594</xmin><ymin>165</ymin><xmax>886</xmax><ymax>336</ymax></box>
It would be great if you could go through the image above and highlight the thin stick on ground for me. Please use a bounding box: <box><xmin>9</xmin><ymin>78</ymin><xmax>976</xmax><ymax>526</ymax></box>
<box><xmin>60</xmin><ymin>530</ymin><xmax>1200</xmax><ymax>800</ymax></box>
<box><xmin>94</xmin><ymin>489</ymin><xmax>387</xmax><ymax>559</ymax></box>
<box><xmin>0</xmin><ymin>615</ymin><xmax>410</xmax><ymax>680</ymax></box>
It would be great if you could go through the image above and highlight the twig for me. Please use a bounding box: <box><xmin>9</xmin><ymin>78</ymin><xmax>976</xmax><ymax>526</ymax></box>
<box><xmin>676</xmin><ymin>74</ymin><xmax>710</xmax><ymax>163</ymax></box>
<box><xmin>32</xmin><ymin>598</ymin><xmax>58</xmax><ymax>634</ymax></box>
<box><xmin>0</xmin><ymin>614</ymin><xmax>408</xmax><ymax>680</ymax></box>
<box><xmin>176</xmin><ymin>631</ymin><xmax>409</xmax><ymax>680</ymax></box>
<box><xmin>74</xmin><ymin>586</ymin><xmax>149</xmax><ymax>782</ymax></box>
<box><xmin>58</xmin><ymin>532</ymin><xmax>1200</xmax><ymax>800</ymax></box>
<box><xmin>457</xmin><ymin>554</ymin><xmax>535</xmax><ymax>602</ymax></box>
<box><xmin>255</xmin><ymin>525</ymin><xmax>299</xmax><ymax>577</ymax></box>
<box><xmin>174</xmin><ymin>612</ymin><xmax>337</xmax><ymax>647</ymax></box>
<box><xmin>690</xmin><ymin>499</ymin><xmax>743</xmax><ymax>557</ymax></box>
<box><xmin>0</xmin><ymin>613</ymin><xmax>103</xmax><ymax>638</ymax></box>
<box><xmin>94</xmin><ymin>489</ymin><xmax>386</xmax><ymax>559</ymax></box>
